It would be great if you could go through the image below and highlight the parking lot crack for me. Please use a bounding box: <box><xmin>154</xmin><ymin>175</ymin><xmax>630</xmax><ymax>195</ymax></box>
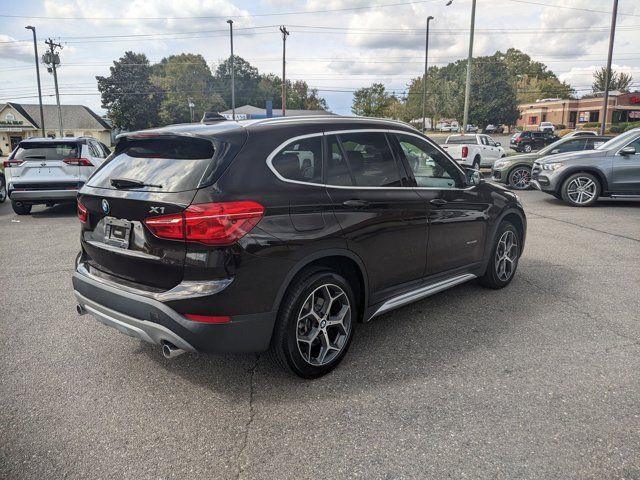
<box><xmin>234</xmin><ymin>354</ymin><xmax>260</xmax><ymax>480</ymax></box>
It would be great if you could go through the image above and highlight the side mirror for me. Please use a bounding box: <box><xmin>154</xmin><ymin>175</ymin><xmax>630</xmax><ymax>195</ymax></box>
<box><xmin>495</xmin><ymin>142</ymin><xmax>501</xmax><ymax>146</ymax></box>
<box><xmin>620</xmin><ymin>146</ymin><xmax>636</xmax><ymax>156</ymax></box>
<box><xmin>464</xmin><ymin>167</ymin><xmax>483</xmax><ymax>186</ymax></box>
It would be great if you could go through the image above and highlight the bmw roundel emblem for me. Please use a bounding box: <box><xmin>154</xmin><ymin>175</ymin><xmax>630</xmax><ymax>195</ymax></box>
<box><xmin>101</xmin><ymin>199</ymin><xmax>110</xmax><ymax>215</ymax></box>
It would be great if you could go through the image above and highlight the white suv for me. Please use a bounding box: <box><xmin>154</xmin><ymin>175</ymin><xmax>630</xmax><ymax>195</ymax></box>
<box><xmin>3</xmin><ymin>137</ymin><xmax>110</xmax><ymax>215</ymax></box>
<box><xmin>538</xmin><ymin>122</ymin><xmax>555</xmax><ymax>133</ymax></box>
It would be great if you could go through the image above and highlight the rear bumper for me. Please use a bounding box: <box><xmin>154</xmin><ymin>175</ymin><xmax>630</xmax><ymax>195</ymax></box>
<box><xmin>72</xmin><ymin>266</ymin><xmax>277</xmax><ymax>354</ymax></box>
<box><xmin>9</xmin><ymin>189</ymin><xmax>78</xmax><ymax>202</ymax></box>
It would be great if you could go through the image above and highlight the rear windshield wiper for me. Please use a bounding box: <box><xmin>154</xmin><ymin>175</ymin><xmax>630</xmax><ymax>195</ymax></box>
<box><xmin>24</xmin><ymin>155</ymin><xmax>46</xmax><ymax>159</ymax></box>
<box><xmin>110</xmin><ymin>178</ymin><xmax>163</xmax><ymax>189</ymax></box>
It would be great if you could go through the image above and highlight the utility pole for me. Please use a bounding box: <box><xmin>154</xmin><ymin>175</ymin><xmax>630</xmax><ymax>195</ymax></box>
<box><xmin>421</xmin><ymin>16</ymin><xmax>434</xmax><ymax>133</ymax></box>
<box><xmin>600</xmin><ymin>0</ymin><xmax>618</xmax><ymax>135</ymax></box>
<box><xmin>227</xmin><ymin>20</ymin><xmax>235</xmax><ymax>121</ymax></box>
<box><xmin>279</xmin><ymin>26</ymin><xmax>290</xmax><ymax>117</ymax></box>
<box><xmin>25</xmin><ymin>26</ymin><xmax>45</xmax><ymax>137</ymax></box>
<box><xmin>43</xmin><ymin>38</ymin><xmax>63</xmax><ymax>137</ymax></box>
<box><xmin>462</xmin><ymin>0</ymin><xmax>476</xmax><ymax>134</ymax></box>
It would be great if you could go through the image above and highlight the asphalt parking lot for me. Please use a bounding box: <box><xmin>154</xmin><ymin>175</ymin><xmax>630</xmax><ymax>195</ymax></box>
<box><xmin>1</xmin><ymin>190</ymin><xmax>639</xmax><ymax>479</ymax></box>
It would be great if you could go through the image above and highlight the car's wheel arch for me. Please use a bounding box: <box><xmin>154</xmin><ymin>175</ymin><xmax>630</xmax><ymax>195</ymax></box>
<box><xmin>480</xmin><ymin>207</ymin><xmax>526</xmax><ymax>275</ymax></box>
<box><xmin>271</xmin><ymin>249</ymin><xmax>369</xmax><ymax>323</ymax></box>
<box><xmin>557</xmin><ymin>167</ymin><xmax>609</xmax><ymax>194</ymax></box>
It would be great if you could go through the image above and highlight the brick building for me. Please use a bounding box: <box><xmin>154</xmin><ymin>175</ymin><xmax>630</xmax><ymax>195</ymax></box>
<box><xmin>517</xmin><ymin>91</ymin><xmax>640</xmax><ymax>129</ymax></box>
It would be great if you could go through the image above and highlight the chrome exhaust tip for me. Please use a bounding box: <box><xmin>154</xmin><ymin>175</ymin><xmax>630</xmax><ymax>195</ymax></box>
<box><xmin>76</xmin><ymin>304</ymin><xmax>87</xmax><ymax>315</ymax></box>
<box><xmin>162</xmin><ymin>341</ymin><xmax>185</xmax><ymax>359</ymax></box>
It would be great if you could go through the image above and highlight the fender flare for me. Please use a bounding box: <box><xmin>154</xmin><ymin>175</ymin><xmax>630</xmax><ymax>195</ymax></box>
<box><xmin>479</xmin><ymin>206</ymin><xmax>527</xmax><ymax>274</ymax></box>
<box><xmin>270</xmin><ymin>248</ymin><xmax>370</xmax><ymax>315</ymax></box>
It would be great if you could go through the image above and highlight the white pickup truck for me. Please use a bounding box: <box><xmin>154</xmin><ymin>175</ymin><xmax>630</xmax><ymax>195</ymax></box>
<box><xmin>441</xmin><ymin>134</ymin><xmax>506</xmax><ymax>168</ymax></box>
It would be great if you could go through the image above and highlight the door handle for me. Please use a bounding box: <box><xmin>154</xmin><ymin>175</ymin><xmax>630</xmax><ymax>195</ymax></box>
<box><xmin>343</xmin><ymin>199</ymin><xmax>370</xmax><ymax>208</ymax></box>
<box><xmin>430</xmin><ymin>198</ymin><xmax>448</xmax><ymax>207</ymax></box>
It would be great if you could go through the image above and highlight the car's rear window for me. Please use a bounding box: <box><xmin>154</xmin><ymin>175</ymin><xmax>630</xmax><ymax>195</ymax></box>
<box><xmin>445</xmin><ymin>136</ymin><xmax>475</xmax><ymax>144</ymax></box>
<box><xmin>12</xmin><ymin>142</ymin><xmax>80</xmax><ymax>160</ymax></box>
<box><xmin>87</xmin><ymin>137</ymin><xmax>215</xmax><ymax>192</ymax></box>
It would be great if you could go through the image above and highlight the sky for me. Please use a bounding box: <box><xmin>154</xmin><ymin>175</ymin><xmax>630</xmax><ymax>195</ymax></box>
<box><xmin>1</xmin><ymin>0</ymin><xmax>639</xmax><ymax>116</ymax></box>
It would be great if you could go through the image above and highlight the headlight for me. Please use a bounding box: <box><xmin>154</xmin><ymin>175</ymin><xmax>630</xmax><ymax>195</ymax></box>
<box><xmin>493</xmin><ymin>160</ymin><xmax>512</xmax><ymax>169</ymax></box>
<box><xmin>542</xmin><ymin>162</ymin><xmax>564</xmax><ymax>171</ymax></box>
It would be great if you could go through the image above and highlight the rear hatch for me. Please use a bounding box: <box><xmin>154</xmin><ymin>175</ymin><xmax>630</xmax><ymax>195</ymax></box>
<box><xmin>78</xmin><ymin>135</ymin><xmax>218</xmax><ymax>290</ymax></box>
<box><xmin>7</xmin><ymin>141</ymin><xmax>84</xmax><ymax>189</ymax></box>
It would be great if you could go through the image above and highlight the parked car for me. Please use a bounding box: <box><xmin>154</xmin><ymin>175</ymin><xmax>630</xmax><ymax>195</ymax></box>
<box><xmin>0</xmin><ymin>165</ymin><xmax>6</xmax><ymax>203</ymax></box>
<box><xmin>465</xmin><ymin>124</ymin><xmax>479</xmax><ymax>133</ymax></box>
<box><xmin>73</xmin><ymin>116</ymin><xmax>527</xmax><ymax>378</ymax></box>
<box><xmin>510</xmin><ymin>131</ymin><xmax>558</xmax><ymax>153</ymax></box>
<box><xmin>3</xmin><ymin>137</ymin><xmax>111</xmax><ymax>215</ymax></box>
<box><xmin>538</xmin><ymin>122</ymin><xmax>555</xmax><ymax>133</ymax></box>
<box><xmin>436</xmin><ymin>122</ymin><xmax>460</xmax><ymax>132</ymax></box>
<box><xmin>562</xmin><ymin>130</ymin><xmax>598</xmax><ymax>139</ymax></box>
<box><xmin>531</xmin><ymin>128</ymin><xmax>640</xmax><ymax>206</ymax></box>
<box><xmin>442</xmin><ymin>134</ymin><xmax>506</xmax><ymax>168</ymax></box>
<box><xmin>484</xmin><ymin>124</ymin><xmax>505</xmax><ymax>134</ymax></box>
<box><xmin>492</xmin><ymin>135</ymin><xmax>611</xmax><ymax>190</ymax></box>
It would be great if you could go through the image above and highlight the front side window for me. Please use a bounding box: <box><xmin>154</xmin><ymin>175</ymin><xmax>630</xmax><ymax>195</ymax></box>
<box><xmin>337</xmin><ymin>132</ymin><xmax>401</xmax><ymax>187</ymax></box>
<box><xmin>271</xmin><ymin>136</ymin><xmax>323</xmax><ymax>183</ymax></box>
<box><xmin>395</xmin><ymin>134</ymin><xmax>462</xmax><ymax>188</ymax></box>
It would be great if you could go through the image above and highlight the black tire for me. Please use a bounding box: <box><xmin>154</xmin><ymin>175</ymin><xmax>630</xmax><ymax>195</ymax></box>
<box><xmin>0</xmin><ymin>176</ymin><xmax>6</xmax><ymax>203</ymax></box>
<box><xmin>507</xmin><ymin>166</ymin><xmax>532</xmax><ymax>190</ymax></box>
<box><xmin>472</xmin><ymin>156</ymin><xmax>481</xmax><ymax>170</ymax></box>
<box><xmin>11</xmin><ymin>200</ymin><xmax>32</xmax><ymax>215</ymax></box>
<box><xmin>560</xmin><ymin>172</ymin><xmax>600</xmax><ymax>207</ymax></box>
<box><xmin>523</xmin><ymin>143</ymin><xmax>532</xmax><ymax>153</ymax></box>
<box><xmin>478</xmin><ymin>221</ymin><xmax>521</xmax><ymax>289</ymax></box>
<box><xmin>269</xmin><ymin>267</ymin><xmax>357</xmax><ymax>378</ymax></box>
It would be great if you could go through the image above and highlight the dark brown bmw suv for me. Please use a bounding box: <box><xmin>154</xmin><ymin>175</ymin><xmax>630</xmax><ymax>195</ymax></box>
<box><xmin>73</xmin><ymin>116</ymin><xmax>526</xmax><ymax>378</ymax></box>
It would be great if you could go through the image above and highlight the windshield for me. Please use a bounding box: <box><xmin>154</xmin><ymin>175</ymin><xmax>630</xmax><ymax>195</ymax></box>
<box><xmin>446</xmin><ymin>136</ymin><xmax>476</xmax><ymax>144</ymax></box>
<box><xmin>12</xmin><ymin>142</ymin><xmax>80</xmax><ymax>160</ymax></box>
<box><xmin>596</xmin><ymin>129</ymin><xmax>640</xmax><ymax>151</ymax></box>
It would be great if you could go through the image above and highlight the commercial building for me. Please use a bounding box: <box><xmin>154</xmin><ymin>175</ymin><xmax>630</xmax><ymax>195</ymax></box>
<box><xmin>517</xmin><ymin>91</ymin><xmax>640</xmax><ymax>129</ymax></box>
<box><xmin>0</xmin><ymin>102</ymin><xmax>112</xmax><ymax>153</ymax></box>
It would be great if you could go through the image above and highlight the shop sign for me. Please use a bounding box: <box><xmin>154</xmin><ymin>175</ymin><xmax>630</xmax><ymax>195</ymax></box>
<box><xmin>629</xmin><ymin>110</ymin><xmax>640</xmax><ymax>119</ymax></box>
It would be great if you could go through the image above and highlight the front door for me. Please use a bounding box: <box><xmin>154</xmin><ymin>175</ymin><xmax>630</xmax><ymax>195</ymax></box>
<box><xmin>611</xmin><ymin>136</ymin><xmax>640</xmax><ymax>192</ymax></box>
<box><xmin>324</xmin><ymin>131</ymin><xmax>428</xmax><ymax>303</ymax></box>
<box><xmin>392</xmin><ymin>132</ymin><xmax>490</xmax><ymax>277</ymax></box>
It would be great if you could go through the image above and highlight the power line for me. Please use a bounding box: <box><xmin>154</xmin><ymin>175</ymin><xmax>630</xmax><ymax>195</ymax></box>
<box><xmin>508</xmin><ymin>0</ymin><xmax>640</xmax><ymax>17</ymax></box>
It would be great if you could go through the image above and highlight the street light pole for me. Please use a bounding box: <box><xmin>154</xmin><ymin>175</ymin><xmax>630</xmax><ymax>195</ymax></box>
<box><xmin>25</xmin><ymin>26</ymin><xmax>45</xmax><ymax>137</ymax></box>
<box><xmin>600</xmin><ymin>0</ymin><xmax>618</xmax><ymax>135</ymax></box>
<box><xmin>421</xmin><ymin>16</ymin><xmax>434</xmax><ymax>133</ymax></box>
<box><xmin>227</xmin><ymin>20</ymin><xmax>235</xmax><ymax>121</ymax></box>
<box><xmin>462</xmin><ymin>0</ymin><xmax>476</xmax><ymax>134</ymax></box>
<box><xmin>279</xmin><ymin>26</ymin><xmax>290</xmax><ymax>117</ymax></box>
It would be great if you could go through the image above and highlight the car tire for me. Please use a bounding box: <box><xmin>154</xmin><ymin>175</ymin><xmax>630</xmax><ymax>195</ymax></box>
<box><xmin>472</xmin><ymin>156</ymin><xmax>481</xmax><ymax>170</ymax></box>
<box><xmin>0</xmin><ymin>176</ymin><xmax>6</xmax><ymax>203</ymax></box>
<box><xmin>478</xmin><ymin>221</ymin><xmax>521</xmax><ymax>289</ymax></box>
<box><xmin>523</xmin><ymin>144</ymin><xmax>532</xmax><ymax>153</ymax></box>
<box><xmin>11</xmin><ymin>200</ymin><xmax>32</xmax><ymax>215</ymax></box>
<box><xmin>560</xmin><ymin>172</ymin><xmax>600</xmax><ymax>207</ymax></box>
<box><xmin>269</xmin><ymin>267</ymin><xmax>356</xmax><ymax>378</ymax></box>
<box><xmin>507</xmin><ymin>166</ymin><xmax>532</xmax><ymax>190</ymax></box>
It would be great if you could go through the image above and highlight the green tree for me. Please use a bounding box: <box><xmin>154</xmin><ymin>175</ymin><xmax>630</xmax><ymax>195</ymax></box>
<box><xmin>592</xmin><ymin>67</ymin><xmax>633</xmax><ymax>93</ymax></box>
<box><xmin>257</xmin><ymin>75</ymin><xmax>329</xmax><ymax>110</ymax></box>
<box><xmin>213</xmin><ymin>55</ymin><xmax>262</xmax><ymax>108</ymax></box>
<box><xmin>152</xmin><ymin>53</ymin><xmax>225</xmax><ymax>124</ymax></box>
<box><xmin>96</xmin><ymin>51</ymin><xmax>162</xmax><ymax>130</ymax></box>
<box><xmin>351</xmin><ymin>83</ymin><xmax>395</xmax><ymax>117</ymax></box>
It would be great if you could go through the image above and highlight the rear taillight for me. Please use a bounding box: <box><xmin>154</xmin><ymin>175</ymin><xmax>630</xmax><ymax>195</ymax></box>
<box><xmin>64</xmin><ymin>158</ymin><xmax>93</xmax><ymax>166</ymax></box>
<box><xmin>144</xmin><ymin>201</ymin><xmax>265</xmax><ymax>245</ymax></box>
<box><xmin>3</xmin><ymin>159</ymin><xmax>24</xmax><ymax>168</ymax></box>
<box><xmin>77</xmin><ymin>199</ymin><xmax>88</xmax><ymax>223</ymax></box>
<box><xmin>461</xmin><ymin>146</ymin><xmax>468</xmax><ymax>158</ymax></box>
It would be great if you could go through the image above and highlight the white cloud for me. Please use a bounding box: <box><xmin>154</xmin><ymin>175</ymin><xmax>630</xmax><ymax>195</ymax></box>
<box><xmin>559</xmin><ymin>64</ymin><xmax>640</xmax><ymax>96</ymax></box>
<box><xmin>0</xmin><ymin>35</ymin><xmax>33</xmax><ymax>63</ymax></box>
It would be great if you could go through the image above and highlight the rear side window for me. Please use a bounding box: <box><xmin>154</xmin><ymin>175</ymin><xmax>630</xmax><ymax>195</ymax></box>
<box><xmin>336</xmin><ymin>132</ymin><xmax>401</xmax><ymax>187</ymax></box>
<box><xmin>326</xmin><ymin>135</ymin><xmax>353</xmax><ymax>186</ymax></box>
<box><xmin>446</xmin><ymin>136</ymin><xmax>474</xmax><ymax>145</ymax></box>
<box><xmin>12</xmin><ymin>142</ymin><xmax>80</xmax><ymax>160</ymax></box>
<box><xmin>555</xmin><ymin>139</ymin><xmax>586</xmax><ymax>153</ymax></box>
<box><xmin>87</xmin><ymin>137</ymin><xmax>215</xmax><ymax>192</ymax></box>
<box><xmin>271</xmin><ymin>136</ymin><xmax>322</xmax><ymax>183</ymax></box>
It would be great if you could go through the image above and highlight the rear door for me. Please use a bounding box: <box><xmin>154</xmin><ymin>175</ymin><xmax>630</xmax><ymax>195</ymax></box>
<box><xmin>324</xmin><ymin>131</ymin><xmax>428</xmax><ymax>303</ymax></box>
<box><xmin>79</xmin><ymin>135</ymin><xmax>218</xmax><ymax>290</ymax></box>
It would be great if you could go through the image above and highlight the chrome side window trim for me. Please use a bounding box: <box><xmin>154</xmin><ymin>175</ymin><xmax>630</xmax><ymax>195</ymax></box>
<box><xmin>265</xmin><ymin>128</ymin><xmax>474</xmax><ymax>191</ymax></box>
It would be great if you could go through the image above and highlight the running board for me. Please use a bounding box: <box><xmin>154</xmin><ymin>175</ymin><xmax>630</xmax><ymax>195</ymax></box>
<box><xmin>368</xmin><ymin>273</ymin><xmax>477</xmax><ymax>320</ymax></box>
<box><xmin>610</xmin><ymin>194</ymin><xmax>640</xmax><ymax>198</ymax></box>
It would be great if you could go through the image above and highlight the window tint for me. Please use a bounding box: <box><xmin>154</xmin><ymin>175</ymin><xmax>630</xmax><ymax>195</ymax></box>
<box><xmin>88</xmin><ymin>141</ymin><xmax>101</xmax><ymax>158</ymax></box>
<box><xmin>338</xmin><ymin>132</ymin><xmax>401</xmax><ymax>187</ymax></box>
<box><xmin>395</xmin><ymin>134</ymin><xmax>461</xmax><ymax>188</ymax></box>
<box><xmin>480</xmin><ymin>136</ymin><xmax>489</xmax><ymax>146</ymax></box>
<box><xmin>554</xmin><ymin>139</ymin><xmax>586</xmax><ymax>153</ymax></box>
<box><xmin>586</xmin><ymin>138</ymin><xmax>606</xmax><ymax>149</ymax></box>
<box><xmin>326</xmin><ymin>135</ymin><xmax>353</xmax><ymax>186</ymax></box>
<box><xmin>486</xmin><ymin>137</ymin><xmax>496</xmax><ymax>147</ymax></box>
<box><xmin>446</xmin><ymin>136</ymin><xmax>473</xmax><ymax>145</ymax></box>
<box><xmin>13</xmin><ymin>142</ymin><xmax>80</xmax><ymax>160</ymax></box>
<box><xmin>272</xmin><ymin>136</ymin><xmax>323</xmax><ymax>183</ymax></box>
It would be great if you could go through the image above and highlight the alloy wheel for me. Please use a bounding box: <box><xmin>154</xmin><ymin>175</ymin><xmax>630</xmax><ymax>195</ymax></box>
<box><xmin>566</xmin><ymin>176</ymin><xmax>597</xmax><ymax>205</ymax></box>
<box><xmin>510</xmin><ymin>167</ymin><xmax>531</xmax><ymax>190</ymax></box>
<box><xmin>296</xmin><ymin>283</ymin><xmax>352</xmax><ymax>366</ymax></box>
<box><xmin>495</xmin><ymin>230</ymin><xmax>518</xmax><ymax>282</ymax></box>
